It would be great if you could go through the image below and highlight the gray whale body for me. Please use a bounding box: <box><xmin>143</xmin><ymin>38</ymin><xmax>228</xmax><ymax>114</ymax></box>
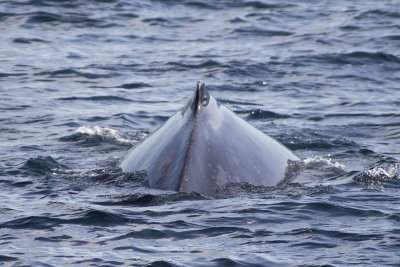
<box><xmin>119</xmin><ymin>81</ymin><xmax>298</xmax><ymax>196</ymax></box>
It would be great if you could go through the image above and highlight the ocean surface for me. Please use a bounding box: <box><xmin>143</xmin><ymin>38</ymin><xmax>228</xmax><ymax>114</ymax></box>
<box><xmin>1</xmin><ymin>0</ymin><xmax>400</xmax><ymax>266</ymax></box>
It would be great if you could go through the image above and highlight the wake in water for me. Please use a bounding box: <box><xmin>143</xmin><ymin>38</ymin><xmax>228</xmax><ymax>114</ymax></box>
<box><xmin>16</xmin><ymin>122</ymin><xmax>399</xmax><ymax>213</ymax></box>
<box><xmin>22</xmin><ymin>126</ymin><xmax>399</xmax><ymax>205</ymax></box>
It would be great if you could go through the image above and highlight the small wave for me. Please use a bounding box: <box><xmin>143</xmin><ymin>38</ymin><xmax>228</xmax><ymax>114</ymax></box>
<box><xmin>142</xmin><ymin>36</ymin><xmax>179</xmax><ymax>42</ymax></box>
<box><xmin>34</xmin><ymin>235</ymin><xmax>72</xmax><ymax>242</ymax></box>
<box><xmin>117</xmin><ymin>13</ymin><xmax>139</xmax><ymax>19</ymax></box>
<box><xmin>0</xmin><ymin>210</ymin><xmax>131</xmax><ymax>230</ymax></box>
<box><xmin>13</xmin><ymin>37</ymin><xmax>50</xmax><ymax>44</ymax></box>
<box><xmin>354</xmin><ymin>163</ymin><xmax>399</xmax><ymax>190</ymax></box>
<box><xmin>24</xmin><ymin>11</ymin><xmax>117</xmax><ymax>28</ymax></box>
<box><xmin>60</xmin><ymin>167</ymin><xmax>148</xmax><ymax>193</ymax></box>
<box><xmin>167</xmin><ymin>59</ymin><xmax>225</xmax><ymax>70</ymax></box>
<box><xmin>36</xmin><ymin>69</ymin><xmax>117</xmax><ymax>79</ymax></box>
<box><xmin>151</xmin><ymin>0</ymin><xmax>294</xmax><ymax>10</ymax></box>
<box><xmin>19</xmin><ymin>0</ymin><xmax>81</xmax><ymax>8</ymax></box>
<box><xmin>229</xmin><ymin>17</ymin><xmax>246</xmax><ymax>23</ymax></box>
<box><xmin>214</xmin><ymin>256</ymin><xmax>292</xmax><ymax>267</ymax></box>
<box><xmin>57</xmin><ymin>94</ymin><xmax>163</xmax><ymax>104</ymax></box>
<box><xmin>22</xmin><ymin>114</ymin><xmax>54</xmax><ymax>124</ymax></box>
<box><xmin>85</xmin><ymin>168</ymin><xmax>147</xmax><ymax>187</ymax></box>
<box><xmin>296</xmin><ymin>51</ymin><xmax>400</xmax><ymax>65</ymax></box>
<box><xmin>91</xmin><ymin>0</ymin><xmax>118</xmax><ymax>2</ymax></box>
<box><xmin>63</xmin><ymin>126</ymin><xmax>138</xmax><ymax>146</ymax></box>
<box><xmin>219</xmin><ymin>99</ymin><xmax>259</xmax><ymax>106</ymax></box>
<box><xmin>233</xmin><ymin>26</ymin><xmax>293</xmax><ymax>37</ymax></box>
<box><xmin>25</xmin><ymin>11</ymin><xmax>60</xmax><ymax>23</ymax></box>
<box><xmin>223</xmin><ymin>61</ymin><xmax>273</xmax><ymax>78</ymax></box>
<box><xmin>339</xmin><ymin>25</ymin><xmax>361</xmax><ymax>31</ymax></box>
<box><xmin>325</xmin><ymin>112</ymin><xmax>400</xmax><ymax>118</ymax></box>
<box><xmin>58</xmin><ymin>95</ymin><xmax>133</xmax><ymax>102</ymax></box>
<box><xmin>73</xmin><ymin>258</ymin><xmax>125</xmax><ymax>266</ymax></box>
<box><xmin>108</xmin><ymin>225</ymin><xmax>246</xmax><ymax>242</ymax></box>
<box><xmin>113</xmin><ymin>245</ymin><xmax>156</xmax><ymax>254</ymax></box>
<box><xmin>23</xmin><ymin>156</ymin><xmax>66</xmax><ymax>176</ymax></box>
<box><xmin>286</xmin><ymin>130</ymin><xmax>357</xmax><ymax>151</ymax></box>
<box><xmin>290</xmin><ymin>241</ymin><xmax>337</xmax><ymax>249</ymax></box>
<box><xmin>240</xmin><ymin>109</ymin><xmax>291</xmax><ymax>120</ymax></box>
<box><xmin>128</xmin><ymin>112</ymin><xmax>170</xmax><ymax>126</ymax></box>
<box><xmin>384</xmin><ymin>35</ymin><xmax>400</xmax><ymax>41</ymax></box>
<box><xmin>287</xmin><ymin>140</ymin><xmax>344</xmax><ymax>150</ymax></box>
<box><xmin>218</xmin><ymin>182</ymin><xmax>333</xmax><ymax>199</ymax></box>
<box><xmin>0</xmin><ymin>255</ymin><xmax>17</xmax><ymax>262</ymax></box>
<box><xmin>0</xmin><ymin>104</ymin><xmax>31</xmax><ymax>111</ymax></box>
<box><xmin>355</xmin><ymin>9</ymin><xmax>400</xmax><ymax>20</ymax></box>
<box><xmin>142</xmin><ymin>17</ymin><xmax>168</xmax><ymax>23</ymax></box>
<box><xmin>343</xmin><ymin>51</ymin><xmax>400</xmax><ymax>64</ymax></box>
<box><xmin>142</xmin><ymin>17</ymin><xmax>183</xmax><ymax>28</ymax></box>
<box><xmin>327</xmin><ymin>74</ymin><xmax>383</xmax><ymax>84</ymax></box>
<box><xmin>108</xmin><ymin>229</ymin><xmax>169</xmax><ymax>241</ymax></box>
<box><xmin>93</xmin><ymin>191</ymin><xmax>206</xmax><ymax>206</ymax></box>
<box><xmin>302</xmin><ymin>156</ymin><xmax>346</xmax><ymax>169</ymax></box>
<box><xmin>209</xmin><ymin>84</ymin><xmax>259</xmax><ymax>92</ymax></box>
<box><xmin>0</xmin><ymin>12</ymin><xmax>16</xmax><ymax>21</ymax></box>
<box><xmin>243</xmin><ymin>1</ymin><xmax>296</xmax><ymax>9</ymax></box>
<box><xmin>287</xmin><ymin>226</ymin><xmax>385</xmax><ymax>242</ymax></box>
<box><xmin>0</xmin><ymin>72</ymin><xmax>26</xmax><ymax>78</ymax></box>
<box><xmin>75</xmin><ymin>126</ymin><xmax>130</xmax><ymax>142</ymax></box>
<box><xmin>282</xmin><ymin>156</ymin><xmax>346</xmax><ymax>185</ymax></box>
<box><xmin>83</xmin><ymin>116</ymin><xmax>110</xmax><ymax>122</ymax></box>
<box><xmin>184</xmin><ymin>1</ymin><xmax>218</xmax><ymax>9</ymax></box>
<box><xmin>69</xmin><ymin>209</ymin><xmax>131</xmax><ymax>226</ymax></box>
<box><xmin>0</xmin><ymin>215</ymin><xmax>62</xmax><ymax>230</ymax></box>
<box><xmin>119</xmin><ymin>82</ymin><xmax>151</xmax><ymax>89</ymax></box>
<box><xmin>20</xmin><ymin>145</ymin><xmax>45</xmax><ymax>152</ymax></box>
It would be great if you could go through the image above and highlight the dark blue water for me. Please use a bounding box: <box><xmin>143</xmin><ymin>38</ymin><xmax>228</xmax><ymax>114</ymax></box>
<box><xmin>1</xmin><ymin>0</ymin><xmax>400</xmax><ymax>266</ymax></box>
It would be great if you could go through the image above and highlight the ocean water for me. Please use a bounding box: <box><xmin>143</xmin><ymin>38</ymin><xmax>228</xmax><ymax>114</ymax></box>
<box><xmin>1</xmin><ymin>0</ymin><xmax>400</xmax><ymax>266</ymax></box>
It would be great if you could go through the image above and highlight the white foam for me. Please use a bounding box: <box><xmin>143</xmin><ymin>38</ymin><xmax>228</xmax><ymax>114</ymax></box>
<box><xmin>302</xmin><ymin>155</ymin><xmax>346</xmax><ymax>170</ymax></box>
<box><xmin>76</xmin><ymin>126</ymin><xmax>138</xmax><ymax>145</ymax></box>
<box><xmin>354</xmin><ymin>163</ymin><xmax>399</xmax><ymax>190</ymax></box>
<box><xmin>364</xmin><ymin>164</ymin><xmax>398</xmax><ymax>180</ymax></box>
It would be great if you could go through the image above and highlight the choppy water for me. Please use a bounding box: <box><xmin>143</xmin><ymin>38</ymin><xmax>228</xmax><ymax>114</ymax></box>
<box><xmin>1</xmin><ymin>0</ymin><xmax>400</xmax><ymax>266</ymax></box>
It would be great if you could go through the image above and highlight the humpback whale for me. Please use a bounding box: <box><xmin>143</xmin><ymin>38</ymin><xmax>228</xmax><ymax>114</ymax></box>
<box><xmin>119</xmin><ymin>81</ymin><xmax>298</xmax><ymax>195</ymax></box>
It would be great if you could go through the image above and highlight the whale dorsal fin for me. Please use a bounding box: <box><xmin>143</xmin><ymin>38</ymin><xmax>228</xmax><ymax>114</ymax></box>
<box><xmin>191</xmin><ymin>81</ymin><xmax>210</xmax><ymax>112</ymax></box>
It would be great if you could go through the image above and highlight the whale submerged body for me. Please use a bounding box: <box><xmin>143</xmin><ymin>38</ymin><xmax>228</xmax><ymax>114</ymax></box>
<box><xmin>119</xmin><ymin>81</ymin><xmax>298</xmax><ymax>196</ymax></box>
